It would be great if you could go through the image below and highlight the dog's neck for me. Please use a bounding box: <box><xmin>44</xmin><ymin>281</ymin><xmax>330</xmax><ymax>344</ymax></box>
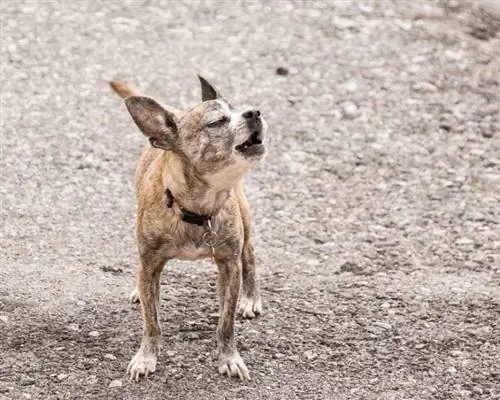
<box><xmin>162</xmin><ymin>152</ymin><xmax>245</xmax><ymax>217</ymax></box>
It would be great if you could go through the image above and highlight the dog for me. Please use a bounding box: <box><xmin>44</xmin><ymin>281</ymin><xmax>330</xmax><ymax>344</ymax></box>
<box><xmin>109</xmin><ymin>75</ymin><xmax>266</xmax><ymax>381</ymax></box>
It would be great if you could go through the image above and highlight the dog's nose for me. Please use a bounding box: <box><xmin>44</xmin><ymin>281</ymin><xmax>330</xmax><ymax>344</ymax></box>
<box><xmin>242</xmin><ymin>109</ymin><xmax>261</xmax><ymax>120</ymax></box>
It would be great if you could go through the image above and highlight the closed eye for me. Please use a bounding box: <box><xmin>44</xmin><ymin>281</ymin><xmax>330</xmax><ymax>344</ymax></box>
<box><xmin>206</xmin><ymin>116</ymin><xmax>229</xmax><ymax>128</ymax></box>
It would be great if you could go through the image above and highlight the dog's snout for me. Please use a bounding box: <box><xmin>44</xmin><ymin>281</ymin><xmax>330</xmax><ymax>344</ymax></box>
<box><xmin>242</xmin><ymin>109</ymin><xmax>261</xmax><ymax>120</ymax></box>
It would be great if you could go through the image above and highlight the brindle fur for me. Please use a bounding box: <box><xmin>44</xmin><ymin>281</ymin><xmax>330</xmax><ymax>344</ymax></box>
<box><xmin>110</xmin><ymin>76</ymin><xmax>265</xmax><ymax>381</ymax></box>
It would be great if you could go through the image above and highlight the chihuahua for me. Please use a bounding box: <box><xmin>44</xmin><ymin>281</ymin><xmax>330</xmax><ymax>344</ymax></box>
<box><xmin>110</xmin><ymin>75</ymin><xmax>266</xmax><ymax>381</ymax></box>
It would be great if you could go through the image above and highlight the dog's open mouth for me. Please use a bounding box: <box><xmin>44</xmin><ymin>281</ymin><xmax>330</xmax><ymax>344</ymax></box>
<box><xmin>235</xmin><ymin>131</ymin><xmax>265</xmax><ymax>157</ymax></box>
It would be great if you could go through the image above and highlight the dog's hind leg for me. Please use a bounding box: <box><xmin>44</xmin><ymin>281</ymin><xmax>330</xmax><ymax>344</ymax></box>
<box><xmin>237</xmin><ymin>190</ymin><xmax>262</xmax><ymax>319</ymax></box>
<box><xmin>129</xmin><ymin>285</ymin><xmax>140</xmax><ymax>303</ymax></box>
<box><xmin>127</xmin><ymin>241</ymin><xmax>168</xmax><ymax>381</ymax></box>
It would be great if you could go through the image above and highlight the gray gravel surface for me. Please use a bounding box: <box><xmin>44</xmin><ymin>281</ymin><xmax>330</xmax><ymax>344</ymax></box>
<box><xmin>1</xmin><ymin>1</ymin><xmax>499</xmax><ymax>399</ymax></box>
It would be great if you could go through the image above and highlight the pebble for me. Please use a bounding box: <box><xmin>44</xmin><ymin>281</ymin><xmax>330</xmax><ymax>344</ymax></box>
<box><xmin>67</xmin><ymin>323</ymin><xmax>79</xmax><ymax>331</ymax></box>
<box><xmin>455</xmin><ymin>237</ymin><xmax>474</xmax><ymax>245</ymax></box>
<box><xmin>341</xmin><ymin>101</ymin><xmax>359</xmax><ymax>119</ymax></box>
<box><xmin>373</xmin><ymin>321</ymin><xmax>391</xmax><ymax>330</ymax></box>
<box><xmin>273</xmin><ymin>353</ymin><xmax>285</xmax><ymax>359</ymax></box>
<box><xmin>0</xmin><ymin>315</ymin><xmax>8</xmax><ymax>323</ymax></box>
<box><xmin>20</xmin><ymin>377</ymin><xmax>36</xmax><ymax>386</ymax></box>
<box><xmin>412</xmin><ymin>81</ymin><xmax>438</xmax><ymax>93</ymax></box>
<box><xmin>88</xmin><ymin>331</ymin><xmax>100</xmax><ymax>337</ymax></box>
<box><xmin>104</xmin><ymin>353</ymin><xmax>116</xmax><ymax>360</ymax></box>
<box><xmin>304</xmin><ymin>350</ymin><xmax>317</xmax><ymax>360</ymax></box>
<box><xmin>57</xmin><ymin>374</ymin><xmax>68</xmax><ymax>381</ymax></box>
<box><xmin>166</xmin><ymin>350</ymin><xmax>177</xmax><ymax>357</ymax></box>
<box><xmin>444</xmin><ymin>50</ymin><xmax>463</xmax><ymax>61</ymax></box>
<box><xmin>481</xmin><ymin>130</ymin><xmax>495</xmax><ymax>138</ymax></box>
<box><xmin>109</xmin><ymin>379</ymin><xmax>123</xmax><ymax>388</ymax></box>
<box><xmin>343</xmin><ymin>79</ymin><xmax>358</xmax><ymax>92</ymax></box>
<box><xmin>276</xmin><ymin>67</ymin><xmax>289</xmax><ymax>76</ymax></box>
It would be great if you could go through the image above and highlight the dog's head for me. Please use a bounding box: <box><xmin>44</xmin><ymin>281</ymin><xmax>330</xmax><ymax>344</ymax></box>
<box><xmin>124</xmin><ymin>75</ymin><xmax>267</xmax><ymax>184</ymax></box>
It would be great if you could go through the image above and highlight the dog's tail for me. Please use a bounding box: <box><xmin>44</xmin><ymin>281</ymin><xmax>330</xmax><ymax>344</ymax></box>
<box><xmin>109</xmin><ymin>80</ymin><xmax>136</xmax><ymax>99</ymax></box>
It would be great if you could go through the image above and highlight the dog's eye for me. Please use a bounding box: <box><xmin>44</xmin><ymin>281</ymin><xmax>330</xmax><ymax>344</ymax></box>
<box><xmin>206</xmin><ymin>116</ymin><xmax>228</xmax><ymax>128</ymax></box>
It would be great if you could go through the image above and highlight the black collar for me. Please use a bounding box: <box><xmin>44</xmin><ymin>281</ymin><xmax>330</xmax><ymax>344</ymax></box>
<box><xmin>165</xmin><ymin>189</ymin><xmax>211</xmax><ymax>227</ymax></box>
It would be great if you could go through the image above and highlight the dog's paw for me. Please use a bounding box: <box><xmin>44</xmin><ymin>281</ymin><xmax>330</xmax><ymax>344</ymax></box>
<box><xmin>127</xmin><ymin>347</ymin><xmax>157</xmax><ymax>381</ymax></box>
<box><xmin>219</xmin><ymin>351</ymin><xmax>250</xmax><ymax>381</ymax></box>
<box><xmin>238</xmin><ymin>295</ymin><xmax>262</xmax><ymax>319</ymax></box>
<box><xmin>129</xmin><ymin>287</ymin><xmax>140</xmax><ymax>303</ymax></box>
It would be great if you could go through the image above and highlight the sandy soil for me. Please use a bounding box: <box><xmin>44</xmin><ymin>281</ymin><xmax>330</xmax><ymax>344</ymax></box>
<box><xmin>1</xmin><ymin>1</ymin><xmax>499</xmax><ymax>399</ymax></box>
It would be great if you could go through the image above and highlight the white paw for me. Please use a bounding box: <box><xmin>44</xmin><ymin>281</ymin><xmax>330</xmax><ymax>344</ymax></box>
<box><xmin>129</xmin><ymin>287</ymin><xmax>139</xmax><ymax>303</ymax></box>
<box><xmin>238</xmin><ymin>295</ymin><xmax>262</xmax><ymax>319</ymax></box>
<box><xmin>219</xmin><ymin>351</ymin><xmax>250</xmax><ymax>381</ymax></box>
<box><xmin>127</xmin><ymin>348</ymin><xmax>157</xmax><ymax>381</ymax></box>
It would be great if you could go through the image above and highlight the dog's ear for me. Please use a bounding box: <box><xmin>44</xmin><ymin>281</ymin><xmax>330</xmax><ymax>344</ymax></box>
<box><xmin>198</xmin><ymin>74</ymin><xmax>222</xmax><ymax>102</ymax></box>
<box><xmin>125</xmin><ymin>96</ymin><xmax>178</xmax><ymax>151</ymax></box>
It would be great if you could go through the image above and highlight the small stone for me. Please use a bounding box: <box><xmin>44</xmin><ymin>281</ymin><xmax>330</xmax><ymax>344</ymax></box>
<box><xmin>166</xmin><ymin>350</ymin><xmax>177</xmax><ymax>357</ymax></box>
<box><xmin>276</xmin><ymin>67</ymin><xmax>289</xmax><ymax>76</ymax></box>
<box><xmin>412</xmin><ymin>81</ymin><xmax>438</xmax><ymax>93</ymax></box>
<box><xmin>381</xmin><ymin>302</ymin><xmax>391</xmax><ymax>308</ymax></box>
<box><xmin>0</xmin><ymin>315</ymin><xmax>8</xmax><ymax>323</ymax></box>
<box><xmin>273</xmin><ymin>353</ymin><xmax>285</xmax><ymax>359</ymax></box>
<box><xmin>481</xmin><ymin>130</ymin><xmax>495</xmax><ymax>138</ymax></box>
<box><xmin>88</xmin><ymin>331</ymin><xmax>100</xmax><ymax>337</ymax></box>
<box><xmin>67</xmin><ymin>323</ymin><xmax>79</xmax><ymax>331</ymax></box>
<box><xmin>104</xmin><ymin>353</ymin><xmax>116</xmax><ymax>360</ymax></box>
<box><xmin>444</xmin><ymin>50</ymin><xmax>463</xmax><ymax>61</ymax></box>
<box><xmin>343</xmin><ymin>79</ymin><xmax>358</xmax><ymax>92</ymax></box>
<box><xmin>415</xmin><ymin>343</ymin><xmax>426</xmax><ymax>349</ymax></box>
<box><xmin>76</xmin><ymin>301</ymin><xmax>86</xmax><ymax>307</ymax></box>
<box><xmin>20</xmin><ymin>377</ymin><xmax>36</xmax><ymax>386</ymax></box>
<box><xmin>109</xmin><ymin>379</ymin><xmax>122</xmax><ymax>388</ymax></box>
<box><xmin>304</xmin><ymin>350</ymin><xmax>317</xmax><ymax>360</ymax></box>
<box><xmin>373</xmin><ymin>321</ymin><xmax>391</xmax><ymax>330</ymax></box>
<box><xmin>57</xmin><ymin>374</ymin><xmax>68</xmax><ymax>381</ymax></box>
<box><xmin>339</xmin><ymin>261</ymin><xmax>363</xmax><ymax>274</ymax></box>
<box><xmin>455</xmin><ymin>237</ymin><xmax>474</xmax><ymax>245</ymax></box>
<box><xmin>22</xmin><ymin>394</ymin><xmax>31</xmax><ymax>399</ymax></box>
<box><xmin>473</xmin><ymin>386</ymin><xmax>484</xmax><ymax>395</ymax></box>
<box><xmin>341</xmin><ymin>101</ymin><xmax>359</xmax><ymax>119</ymax></box>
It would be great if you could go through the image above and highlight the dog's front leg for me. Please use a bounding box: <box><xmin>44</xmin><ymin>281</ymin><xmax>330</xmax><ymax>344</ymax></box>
<box><xmin>215</xmin><ymin>256</ymin><xmax>250</xmax><ymax>380</ymax></box>
<box><xmin>127</xmin><ymin>247</ymin><xmax>167</xmax><ymax>381</ymax></box>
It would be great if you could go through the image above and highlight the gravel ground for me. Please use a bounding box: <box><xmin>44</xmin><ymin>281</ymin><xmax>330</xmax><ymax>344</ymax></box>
<box><xmin>1</xmin><ymin>1</ymin><xmax>499</xmax><ymax>399</ymax></box>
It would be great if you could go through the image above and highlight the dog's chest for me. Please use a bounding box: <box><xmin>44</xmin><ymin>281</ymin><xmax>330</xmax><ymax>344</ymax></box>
<box><xmin>173</xmin><ymin>242</ymin><xmax>211</xmax><ymax>261</ymax></box>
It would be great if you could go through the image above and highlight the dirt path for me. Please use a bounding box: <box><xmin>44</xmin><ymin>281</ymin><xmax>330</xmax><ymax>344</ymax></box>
<box><xmin>1</xmin><ymin>1</ymin><xmax>499</xmax><ymax>399</ymax></box>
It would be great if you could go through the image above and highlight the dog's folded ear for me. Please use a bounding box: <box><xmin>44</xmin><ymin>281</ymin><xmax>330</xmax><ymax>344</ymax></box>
<box><xmin>125</xmin><ymin>96</ymin><xmax>178</xmax><ymax>151</ymax></box>
<box><xmin>198</xmin><ymin>74</ymin><xmax>222</xmax><ymax>102</ymax></box>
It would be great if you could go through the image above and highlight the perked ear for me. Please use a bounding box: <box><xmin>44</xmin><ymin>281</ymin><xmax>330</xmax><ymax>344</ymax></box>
<box><xmin>197</xmin><ymin>74</ymin><xmax>222</xmax><ymax>102</ymax></box>
<box><xmin>125</xmin><ymin>96</ymin><xmax>178</xmax><ymax>151</ymax></box>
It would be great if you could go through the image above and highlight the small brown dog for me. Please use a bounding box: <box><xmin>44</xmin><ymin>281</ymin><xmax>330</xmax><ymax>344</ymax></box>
<box><xmin>110</xmin><ymin>76</ymin><xmax>266</xmax><ymax>381</ymax></box>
